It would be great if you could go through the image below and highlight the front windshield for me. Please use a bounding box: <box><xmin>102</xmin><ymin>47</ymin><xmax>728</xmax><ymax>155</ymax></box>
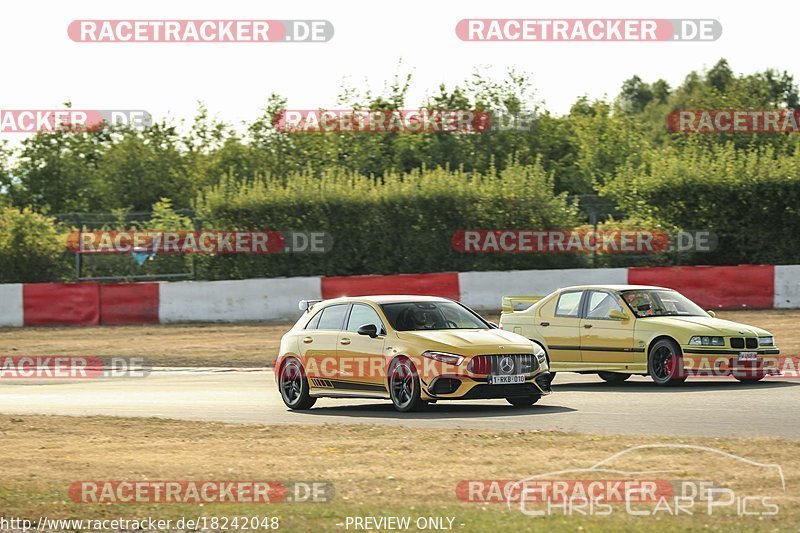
<box><xmin>381</xmin><ymin>301</ymin><xmax>489</xmax><ymax>331</ymax></box>
<box><xmin>621</xmin><ymin>289</ymin><xmax>707</xmax><ymax>318</ymax></box>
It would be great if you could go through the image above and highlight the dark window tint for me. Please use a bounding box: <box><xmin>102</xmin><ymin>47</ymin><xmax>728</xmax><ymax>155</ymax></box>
<box><xmin>381</xmin><ymin>301</ymin><xmax>488</xmax><ymax>331</ymax></box>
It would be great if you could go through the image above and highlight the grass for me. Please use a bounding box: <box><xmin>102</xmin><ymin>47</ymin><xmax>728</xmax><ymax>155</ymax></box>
<box><xmin>0</xmin><ymin>415</ymin><xmax>797</xmax><ymax>531</ymax></box>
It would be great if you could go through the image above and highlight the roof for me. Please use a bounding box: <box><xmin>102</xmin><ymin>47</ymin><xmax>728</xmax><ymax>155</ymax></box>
<box><xmin>317</xmin><ymin>294</ymin><xmax>453</xmax><ymax>305</ymax></box>
<box><xmin>560</xmin><ymin>284</ymin><xmax>672</xmax><ymax>291</ymax></box>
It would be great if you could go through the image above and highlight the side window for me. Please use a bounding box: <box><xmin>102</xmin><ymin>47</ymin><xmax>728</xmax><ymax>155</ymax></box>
<box><xmin>304</xmin><ymin>309</ymin><xmax>323</xmax><ymax>330</ymax></box>
<box><xmin>315</xmin><ymin>304</ymin><xmax>349</xmax><ymax>330</ymax></box>
<box><xmin>555</xmin><ymin>291</ymin><xmax>583</xmax><ymax>318</ymax></box>
<box><xmin>586</xmin><ymin>290</ymin><xmax>623</xmax><ymax>319</ymax></box>
<box><xmin>346</xmin><ymin>304</ymin><xmax>384</xmax><ymax>332</ymax></box>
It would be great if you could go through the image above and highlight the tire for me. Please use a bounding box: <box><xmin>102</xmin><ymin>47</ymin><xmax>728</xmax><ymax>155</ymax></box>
<box><xmin>597</xmin><ymin>371</ymin><xmax>631</xmax><ymax>383</ymax></box>
<box><xmin>648</xmin><ymin>339</ymin><xmax>687</xmax><ymax>386</ymax></box>
<box><xmin>278</xmin><ymin>358</ymin><xmax>317</xmax><ymax>410</ymax></box>
<box><xmin>507</xmin><ymin>395</ymin><xmax>541</xmax><ymax>407</ymax></box>
<box><xmin>389</xmin><ymin>358</ymin><xmax>427</xmax><ymax>412</ymax></box>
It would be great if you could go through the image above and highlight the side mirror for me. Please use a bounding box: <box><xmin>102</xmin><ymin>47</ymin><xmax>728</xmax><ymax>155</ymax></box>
<box><xmin>707</xmin><ymin>310</ymin><xmax>716</xmax><ymax>318</ymax></box>
<box><xmin>357</xmin><ymin>324</ymin><xmax>380</xmax><ymax>338</ymax></box>
<box><xmin>608</xmin><ymin>309</ymin><xmax>628</xmax><ymax>320</ymax></box>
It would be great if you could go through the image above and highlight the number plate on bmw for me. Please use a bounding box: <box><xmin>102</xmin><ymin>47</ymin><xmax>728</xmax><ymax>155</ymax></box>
<box><xmin>489</xmin><ymin>374</ymin><xmax>525</xmax><ymax>385</ymax></box>
<box><xmin>738</xmin><ymin>351</ymin><xmax>758</xmax><ymax>362</ymax></box>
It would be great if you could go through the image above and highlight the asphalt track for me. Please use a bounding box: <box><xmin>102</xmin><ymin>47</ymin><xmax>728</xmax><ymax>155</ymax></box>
<box><xmin>1</xmin><ymin>370</ymin><xmax>798</xmax><ymax>438</ymax></box>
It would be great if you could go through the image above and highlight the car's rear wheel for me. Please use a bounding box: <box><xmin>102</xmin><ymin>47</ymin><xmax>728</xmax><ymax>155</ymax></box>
<box><xmin>597</xmin><ymin>371</ymin><xmax>631</xmax><ymax>383</ymax></box>
<box><xmin>507</xmin><ymin>395</ymin><xmax>541</xmax><ymax>407</ymax></box>
<box><xmin>279</xmin><ymin>359</ymin><xmax>317</xmax><ymax>410</ymax></box>
<box><xmin>389</xmin><ymin>358</ymin><xmax>427</xmax><ymax>412</ymax></box>
<box><xmin>648</xmin><ymin>339</ymin><xmax>687</xmax><ymax>386</ymax></box>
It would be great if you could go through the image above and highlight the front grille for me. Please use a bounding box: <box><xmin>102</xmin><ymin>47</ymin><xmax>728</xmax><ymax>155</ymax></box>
<box><xmin>730</xmin><ymin>338</ymin><xmax>758</xmax><ymax>349</ymax></box>
<box><xmin>468</xmin><ymin>354</ymin><xmax>539</xmax><ymax>375</ymax></box>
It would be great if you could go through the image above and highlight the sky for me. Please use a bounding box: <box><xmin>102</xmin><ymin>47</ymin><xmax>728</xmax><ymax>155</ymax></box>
<box><xmin>1</xmin><ymin>0</ymin><xmax>798</xmax><ymax>139</ymax></box>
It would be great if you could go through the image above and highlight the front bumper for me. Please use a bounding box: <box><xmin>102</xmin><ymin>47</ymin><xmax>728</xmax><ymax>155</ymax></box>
<box><xmin>423</xmin><ymin>371</ymin><xmax>552</xmax><ymax>400</ymax></box>
<box><xmin>680</xmin><ymin>347</ymin><xmax>781</xmax><ymax>377</ymax></box>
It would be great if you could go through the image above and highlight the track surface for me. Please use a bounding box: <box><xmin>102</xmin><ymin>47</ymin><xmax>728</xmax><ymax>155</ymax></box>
<box><xmin>1</xmin><ymin>371</ymin><xmax>798</xmax><ymax>438</ymax></box>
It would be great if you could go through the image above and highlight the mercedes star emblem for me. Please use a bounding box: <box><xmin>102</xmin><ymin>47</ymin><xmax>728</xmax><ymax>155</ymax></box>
<box><xmin>499</xmin><ymin>356</ymin><xmax>514</xmax><ymax>374</ymax></box>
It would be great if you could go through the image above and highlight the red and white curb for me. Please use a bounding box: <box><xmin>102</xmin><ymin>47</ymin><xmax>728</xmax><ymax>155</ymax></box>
<box><xmin>1</xmin><ymin>264</ymin><xmax>798</xmax><ymax>327</ymax></box>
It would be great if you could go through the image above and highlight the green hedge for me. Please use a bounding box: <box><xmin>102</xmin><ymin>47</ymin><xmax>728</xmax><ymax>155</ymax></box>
<box><xmin>605</xmin><ymin>144</ymin><xmax>800</xmax><ymax>265</ymax></box>
<box><xmin>0</xmin><ymin>207</ymin><xmax>70</xmax><ymax>283</ymax></box>
<box><xmin>194</xmin><ymin>163</ymin><xmax>587</xmax><ymax>279</ymax></box>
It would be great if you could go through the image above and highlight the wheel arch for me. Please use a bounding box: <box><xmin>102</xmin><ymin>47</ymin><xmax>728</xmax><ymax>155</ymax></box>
<box><xmin>646</xmin><ymin>335</ymin><xmax>682</xmax><ymax>373</ymax></box>
<box><xmin>647</xmin><ymin>335</ymin><xmax>682</xmax><ymax>354</ymax></box>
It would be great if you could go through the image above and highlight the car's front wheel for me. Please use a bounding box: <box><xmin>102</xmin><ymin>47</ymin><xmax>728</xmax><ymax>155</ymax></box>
<box><xmin>279</xmin><ymin>358</ymin><xmax>317</xmax><ymax>410</ymax></box>
<box><xmin>597</xmin><ymin>371</ymin><xmax>631</xmax><ymax>383</ymax></box>
<box><xmin>389</xmin><ymin>358</ymin><xmax>427</xmax><ymax>412</ymax></box>
<box><xmin>507</xmin><ymin>395</ymin><xmax>541</xmax><ymax>407</ymax></box>
<box><xmin>648</xmin><ymin>339</ymin><xmax>687</xmax><ymax>386</ymax></box>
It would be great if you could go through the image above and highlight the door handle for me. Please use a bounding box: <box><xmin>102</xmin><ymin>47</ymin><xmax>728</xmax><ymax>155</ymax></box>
<box><xmin>583</xmin><ymin>324</ymin><xmax>593</xmax><ymax>329</ymax></box>
<box><xmin>302</xmin><ymin>337</ymin><xmax>313</xmax><ymax>344</ymax></box>
<box><xmin>540</xmin><ymin>322</ymin><xmax>550</xmax><ymax>327</ymax></box>
<box><xmin>339</xmin><ymin>338</ymin><xmax>351</xmax><ymax>345</ymax></box>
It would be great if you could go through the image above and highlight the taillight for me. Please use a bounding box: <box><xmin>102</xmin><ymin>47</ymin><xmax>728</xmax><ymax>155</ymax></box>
<box><xmin>468</xmin><ymin>355</ymin><xmax>491</xmax><ymax>375</ymax></box>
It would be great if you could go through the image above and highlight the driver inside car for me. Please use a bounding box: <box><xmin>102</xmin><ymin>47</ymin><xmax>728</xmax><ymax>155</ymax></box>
<box><xmin>398</xmin><ymin>305</ymin><xmax>442</xmax><ymax>330</ymax></box>
<box><xmin>624</xmin><ymin>292</ymin><xmax>656</xmax><ymax>316</ymax></box>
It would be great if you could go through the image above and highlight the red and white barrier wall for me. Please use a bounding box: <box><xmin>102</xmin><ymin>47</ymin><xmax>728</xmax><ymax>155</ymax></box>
<box><xmin>2</xmin><ymin>264</ymin><xmax>800</xmax><ymax>326</ymax></box>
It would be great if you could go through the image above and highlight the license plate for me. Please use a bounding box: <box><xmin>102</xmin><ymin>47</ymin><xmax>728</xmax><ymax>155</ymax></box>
<box><xmin>738</xmin><ymin>351</ymin><xmax>758</xmax><ymax>362</ymax></box>
<box><xmin>489</xmin><ymin>374</ymin><xmax>525</xmax><ymax>385</ymax></box>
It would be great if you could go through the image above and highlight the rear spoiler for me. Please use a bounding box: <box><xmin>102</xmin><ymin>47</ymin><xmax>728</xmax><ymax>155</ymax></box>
<box><xmin>501</xmin><ymin>295</ymin><xmax>543</xmax><ymax>313</ymax></box>
<box><xmin>299</xmin><ymin>299</ymin><xmax>323</xmax><ymax>312</ymax></box>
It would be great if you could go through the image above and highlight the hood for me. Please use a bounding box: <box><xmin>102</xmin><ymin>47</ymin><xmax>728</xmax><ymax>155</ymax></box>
<box><xmin>397</xmin><ymin>329</ymin><xmax>533</xmax><ymax>350</ymax></box>
<box><xmin>638</xmin><ymin>315</ymin><xmax>772</xmax><ymax>337</ymax></box>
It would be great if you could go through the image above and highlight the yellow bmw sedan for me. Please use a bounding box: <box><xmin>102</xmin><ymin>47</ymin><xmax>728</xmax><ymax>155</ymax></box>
<box><xmin>499</xmin><ymin>285</ymin><xmax>780</xmax><ymax>386</ymax></box>
<box><xmin>275</xmin><ymin>296</ymin><xmax>552</xmax><ymax>412</ymax></box>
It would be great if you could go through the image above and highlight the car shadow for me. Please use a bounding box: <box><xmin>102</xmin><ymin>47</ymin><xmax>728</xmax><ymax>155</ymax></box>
<box><xmin>295</xmin><ymin>402</ymin><xmax>576</xmax><ymax>420</ymax></box>
<box><xmin>553</xmin><ymin>378</ymin><xmax>800</xmax><ymax>393</ymax></box>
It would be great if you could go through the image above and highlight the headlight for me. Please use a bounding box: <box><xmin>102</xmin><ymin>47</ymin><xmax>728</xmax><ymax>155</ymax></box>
<box><xmin>758</xmin><ymin>336</ymin><xmax>774</xmax><ymax>346</ymax></box>
<box><xmin>688</xmin><ymin>336</ymin><xmax>724</xmax><ymax>346</ymax></box>
<box><xmin>532</xmin><ymin>344</ymin><xmax>547</xmax><ymax>366</ymax></box>
<box><xmin>422</xmin><ymin>351</ymin><xmax>464</xmax><ymax>366</ymax></box>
